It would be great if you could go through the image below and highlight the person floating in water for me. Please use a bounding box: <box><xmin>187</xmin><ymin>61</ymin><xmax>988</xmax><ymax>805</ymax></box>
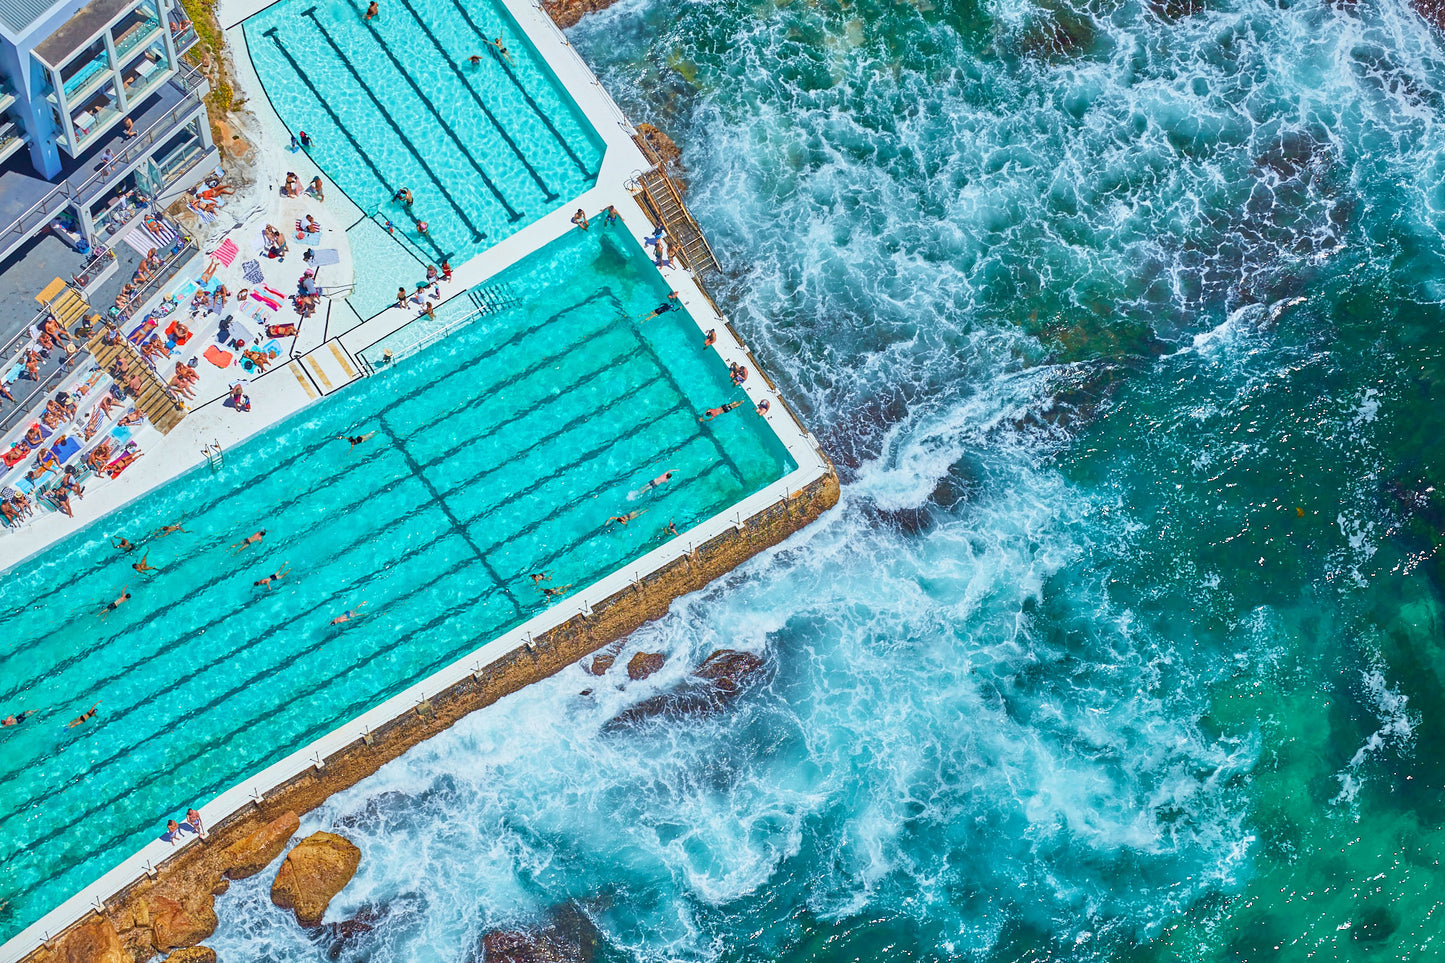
<box><xmin>639</xmin><ymin>292</ymin><xmax>680</xmax><ymax>322</ymax></box>
<box><xmin>607</xmin><ymin>510</ymin><xmax>646</xmax><ymax>527</ymax></box>
<box><xmin>541</xmin><ymin>584</ymin><xmax>572</xmax><ymax>599</ymax></box>
<box><xmin>604</xmin><ymin>205</ymin><xmax>620</xmax><ymax>226</ymax></box>
<box><xmin>487</xmin><ymin>36</ymin><xmax>514</xmax><ymax>64</ymax></box>
<box><xmin>66</xmin><ymin>702</ymin><xmax>100</xmax><ymax>728</ymax></box>
<box><xmin>231</xmin><ymin>530</ymin><xmax>266</xmax><ymax>553</ymax></box>
<box><xmin>112</xmin><ymin>536</ymin><xmax>135</xmax><ymax>553</ymax></box>
<box><xmin>699</xmin><ymin>400</ymin><xmax>743</xmax><ymax>422</ymax></box>
<box><xmin>530</xmin><ymin>572</ymin><xmax>550</xmax><ymax>583</ymax></box>
<box><xmin>394</xmin><ymin>187</ymin><xmax>414</xmax><ymax>206</ymax></box>
<box><xmin>2</xmin><ymin>710</ymin><xmax>36</xmax><ymax>727</ymax></box>
<box><xmin>364</xmin><ymin>0</ymin><xmax>378</xmax><ymax>19</ymax></box>
<box><xmin>330</xmin><ymin>602</ymin><xmax>368</xmax><ymax>625</ymax></box>
<box><xmin>132</xmin><ymin>552</ymin><xmax>160</xmax><ymax>575</ymax></box>
<box><xmin>571</xmin><ymin>209</ymin><xmax>589</xmax><ymax>230</ymax></box>
<box><xmin>340</xmin><ymin>432</ymin><xmax>376</xmax><ymax>449</ymax></box>
<box><xmin>254</xmin><ymin>562</ymin><xmax>291</xmax><ymax>590</ymax></box>
<box><xmin>628</xmin><ymin>470</ymin><xmax>674</xmax><ymax>500</ymax></box>
<box><xmin>101</xmin><ymin>588</ymin><xmax>130</xmax><ymax>615</ymax></box>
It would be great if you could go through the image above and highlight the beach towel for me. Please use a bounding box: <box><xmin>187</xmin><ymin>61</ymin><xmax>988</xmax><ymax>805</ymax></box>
<box><xmin>50</xmin><ymin>436</ymin><xmax>81</xmax><ymax>463</ymax></box>
<box><xmin>251</xmin><ymin>291</ymin><xmax>281</xmax><ymax>311</ymax></box>
<box><xmin>293</xmin><ymin>231</ymin><xmax>321</xmax><ymax>246</ymax></box>
<box><xmin>2</xmin><ymin>445</ymin><xmax>30</xmax><ymax>468</ymax></box>
<box><xmin>203</xmin><ymin>345</ymin><xmax>234</xmax><ymax>367</ymax></box>
<box><xmin>106</xmin><ymin>448</ymin><xmax>140</xmax><ymax>479</ymax></box>
<box><xmin>164</xmin><ymin>321</ymin><xmax>194</xmax><ymax>346</ymax></box>
<box><xmin>214</xmin><ymin>238</ymin><xmax>239</xmax><ymax>266</ymax></box>
<box><xmin>241</xmin><ymin>259</ymin><xmax>264</xmax><ymax>284</ymax></box>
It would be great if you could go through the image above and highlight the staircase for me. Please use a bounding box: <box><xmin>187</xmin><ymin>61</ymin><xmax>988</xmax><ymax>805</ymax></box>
<box><xmin>86</xmin><ymin>328</ymin><xmax>187</xmax><ymax>434</ymax></box>
<box><xmin>470</xmin><ymin>283</ymin><xmax>518</xmax><ymax>316</ymax></box>
<box><xmin>36</xmin><ymin>277</ymin><xmax>99</xmax><ymax>333</ymax></box>
<box><xmin>630</xmin><ymin>134</ymin><xmax>720</xmax><ymax>276</ymax></box>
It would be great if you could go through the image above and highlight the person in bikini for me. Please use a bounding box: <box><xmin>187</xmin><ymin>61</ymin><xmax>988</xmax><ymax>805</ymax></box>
<box><xmin>607</xmin><ymin>510</ymin><xmax>646</xmax><ymax>527</ymax></box>
<box><xmin>152</xmin><ymin>520</ymin><xmax>187</xmax><ymax>537</ymax></box>
<box><xmin>66</xmin><ymin>702</ymin><xmax>101</xmax><ymax>728</ymax></box>
<box><xmin>339</xmin><ymin>432</ymin><xmax>375</xmax><ymax>449</ymax></box>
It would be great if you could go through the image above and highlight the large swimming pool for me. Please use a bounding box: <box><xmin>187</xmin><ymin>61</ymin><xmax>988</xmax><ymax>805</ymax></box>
<box><xmin>0</xmin><ymin>223</ymin><xmax>792</xmax><ymax>943</ymax></box>
<box><xmin>243</xmin><ymin>0</ymin><xmax>605</xmax><ymax>315</ymax></box>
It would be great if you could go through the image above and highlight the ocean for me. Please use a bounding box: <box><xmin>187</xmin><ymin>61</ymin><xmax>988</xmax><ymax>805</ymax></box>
<box><xmin>206</xmin><ymin>0</ymin><xmax>1445</xmax><ymax>958</ymax></box>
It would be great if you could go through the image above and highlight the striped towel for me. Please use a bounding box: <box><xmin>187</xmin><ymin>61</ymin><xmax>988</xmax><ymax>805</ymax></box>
<box><xmin>214</xmin><ymin>238</ymin><xmax>239</xmax><ymax>266</ymax></box>
<box><xmin>122</xmin><ymin>220</ymin><xmax>178</xmax><ymax>256</ymax></box>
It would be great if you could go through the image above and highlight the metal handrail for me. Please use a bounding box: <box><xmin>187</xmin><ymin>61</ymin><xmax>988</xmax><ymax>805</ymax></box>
<box><xmin>121</xmin><ymin>233</ymin><xmax>196</xmax><ymax>321</ymax></box>
<box><xmin>74</xmin><ymin>246</ymin><xmax>117</xmax><ymax>287</ymax></box>
<box><xmin>0</xmin><ymin>65</ymin><xmax>207</xmax><ymax>251</ymax></box>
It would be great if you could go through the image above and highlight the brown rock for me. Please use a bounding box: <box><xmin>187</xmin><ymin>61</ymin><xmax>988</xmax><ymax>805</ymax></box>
<box><xmin>540</xmin><ymin>0</ymin><xmax>621</xmax><ymax>29</ymax></box>
<box><xmin>606</xmin><ymin>650</ymin><xmax>767</xmax><ymax>728</ymax></box>
<box><xmin>626</xmin><ymin>652</ymin><xmax>665</xmax><ymax>681</ymax></box>
<box><xmin>477</xmin><ymin>903</ymin><xmax>601</xmax><ymax>963</ymax></box>
<box><xmin>223</xmin><ymin>810</ymin><xmax>299</xmax><ymax>879</ymax></box>
<box><xmin>149</xmin><ymin>894</ymin><xmax>218</xmax><ymax>950</ymax></box>
<box><xmin>271</xmin><ymin>831</ymin><xmax>362</xmax><ymax>927</ymax></box>
<box><xmin>634</xmin><ymin>123</ymin><xmax>682</xmax><ymax>168</ymax></box>
<box><xmin>586</xmin><ymin>653</ymin><xmax>614</xmax><ymax>676</ymax></box>
<box><xmin>36</xmin><ymin>916</ymin><xmax>128</xmax><ymax>963</ymax></box>
<box><xmin>162</xmin><ymin>947</ymin><xmax>218</xmax><ymax>963</ymax></box>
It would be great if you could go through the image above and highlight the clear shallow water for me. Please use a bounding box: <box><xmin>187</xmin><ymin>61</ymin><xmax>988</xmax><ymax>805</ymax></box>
<box><xmin>0</xmin><ymin>223</ymin><xmax>790</xmax><ymax>943</ymax></box>
<box><xmin>244</xmin><ymin>0</ymin><xmax>604</xmax><ymax>294</ymax></box>
<box><xmin>198</xmin><ymin>0</ymin><xmax>1445</xmax><ymax>960</ymax></box>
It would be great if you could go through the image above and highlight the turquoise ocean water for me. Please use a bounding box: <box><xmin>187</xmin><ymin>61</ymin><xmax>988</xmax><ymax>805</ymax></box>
<box><xmin>25</xmin><ymin>0</ymin><xmax>1445</xmax><ymax>958</ymax></box>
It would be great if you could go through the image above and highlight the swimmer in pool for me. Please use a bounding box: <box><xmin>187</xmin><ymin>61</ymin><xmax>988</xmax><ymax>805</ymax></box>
<box><xmin>541</xmin><ymin>584</ymin><xmax>572</xmax><ymax>599</ymax></box>
<box><xmin>254</xmin><ymin>562</ymin><xmax>291</xmax><ymax>590</ymax></box>
<box><xmin>639</xmin><ymin>292</ymin><xmax>680</xmax><ymax>322</ymax></box>
<box><xmin>113</xmin><ymin>536</ymin><xmax>135</xmax><ymax>552</ymax></box>
<box><xmin>2</xmin><ymin>710</ymin><xmax>36</xmax><ymax>727</ymax></box>
<box><xmin>607</xmin><ymin>510</ymin><xmax>646</xmax><ymax>527</ymax></box>
<box><xmin>339</xmin><ymin>432</ymin><xmax>376</xmax><ymax>449</ymax></box>
<box><xmin>394</xmin><ymin>187</ymin><xmax>414</xmax><ymax>206</ymax></box>
<box><xmin>152</xmin><ymin>521</ymin><xmax>188</xmax><ymax>537</ymax></box>
<box><xmin>330</xmin><ymin>602</ymin><xmax>368</xmax><ymax>625</ymax></box>
<box><xmin>101</xmin><ymin>588</ymin><xmax>130</xmax><ymax>615</ymax></box>
<box><xmin>131</xmin><ymin>552</ymin><xmax>159</xmax><ymax>574</ymax></box>
<box><xmin>487</xmin><ymin>37</ymin><xmax>515</xmax><ymax>64</ymax></box>
<box><xmin>530</xmin><ymin>572</ymin><xmax>551</xmax><ymax>583</ymax></box>
<box><xmin>231</xmin><ymin>530</ymin><xmax>266</xmax><ymax>553</ymax></box>
<box><xmin>663</xmin><ymin>520</ymin><xmax>678</xmax><ymax>537</ymax></box>
<box><xmin>66</xmin><ymin>702</ymin><xmax>100</xmax><ymax>728</ymax></box>
<box><xmin>633</xmin><ymin>470</ymin><xmax>675</xmax><ymax>498</ymax></box>
<box><xmin>364</xmin><ymin>1</ymin><xmax>378</xmax><ymax>20</ymax></box>
<box><xmin>699</xmin><ymin>401</ymin><xmax>743</xmax><ymax>422</ymax></box>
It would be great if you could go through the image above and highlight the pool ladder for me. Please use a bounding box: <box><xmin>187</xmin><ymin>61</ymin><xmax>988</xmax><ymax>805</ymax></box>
<box><xmin>202</xmin><ymin>441</ymin><xmax>224</xmax><ymax>472</ymax></box>
<box><xmin>469</xmin><ymin>284</ymin><xmax>518</xmax><ymax>316</ymax></box>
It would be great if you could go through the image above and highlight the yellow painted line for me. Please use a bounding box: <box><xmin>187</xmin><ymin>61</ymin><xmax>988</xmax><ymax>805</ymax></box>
<box><xmin>304</xmin><ymin>355</ymin><xmax>334</xmax><ymax>391</ymax></box>
<box><xmin>328</xmin><ymin>341</ymin><xmax>358</xmax><ymax>380</ymax></box>
<box><xmin>289</xmin><ymin>362</ymin><xmax>319</xmax><ymax>399</ymax></box>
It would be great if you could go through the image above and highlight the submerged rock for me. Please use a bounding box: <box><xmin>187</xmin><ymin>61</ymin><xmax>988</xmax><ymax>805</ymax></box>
<box><xmin>223</xmin><ymin>810</ymin><xmax>299</xmax><ymax>879</ymax></box>
<box><xmin>162</xmin><ymin>947</ymin><xmax>218</xmax><ymax>963</ymax></box>
<box><xmin>33</xmin><ymin>916</ymin><xmax>128</xmax><ymax>963</ymax></box>
<box><xmin>271</xmin><ymin>831</ymin><xmax>362</xmax><ymax>927</ymax></box>
<box><xmin>606</xmin><ymin>650</ymin><xmax>767</xmax><ymax>728</ymax></box>
<box><xmin>476</xmin><ymin>903</ymin><xmax>602</xmax><ymax>963</ymax></box>
<box><xmin>626</xmin><ymin>652</ymin><xmax>666</xmax><ymax>681</ymax></box>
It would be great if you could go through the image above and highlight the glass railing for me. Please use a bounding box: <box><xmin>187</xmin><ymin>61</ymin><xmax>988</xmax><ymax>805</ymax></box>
<box><xmin>62</xmin><ymin>52</ymin><xmax>113</xmax><ymax>100</ymax></box>
<box><xmin>154</xmin><ymin>137</ymin><xmax>204</xmax><ymax>182</ymax></box>
<box><xmin>73</xmin><ymin>100</ymin><xmax>121</xmax><ymax>148</ymax></box>
<box><xmin>172</xmin><ymin>24</ymin><xmax>199</xmax><ymax>53</ymax></box>
<box><xmin>122</xmin><ymin>56</ymin><xmax>171</xmax><ymax>103</ymax></box>
<box><xmin>114</xmin><ymin>18</ymin><xmax>162</xmax><ymax>60</ymax></box>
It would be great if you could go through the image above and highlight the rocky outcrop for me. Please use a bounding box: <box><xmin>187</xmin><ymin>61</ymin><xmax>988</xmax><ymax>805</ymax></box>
<box><xmin>586</xmin><ymin>653</ymin><xmax>614</xmax><ymax>676</ymax></box>
<box><xmin>541</xmin><ymin>0</ymin><xmax>621</xmax><ymax>29</ymax></box>
<box><xmin>33</xmin><ymin>916</ymin><xmax>129</xmax><ymax>963</ymax></box>
<box><xmin>271</xmin><ymin>832</ymin><xmax>362</xmax><ymax>927</ymax></box>
<box><xmin>607</xmin><ymin>650</ymin><xmax>767</xmax><ymax>728</ymax></box>
<box><xmin>476</xmin><ymin>903</ymin><xmax>601</xmax><ymax>963</ymax></box>
<box><xmin>634</xmin><ymin>124</ymin><xmax>682</xmax><ymax>168</ymax></box>
<box><xmin>147</xmin><ymin>894</ymin><xmax>219</xmax><ymax>952</ymax></box>
<box><xmin>162</xmin><ymin>947</ymin><xmax>217</xmax><ymax>963</ymax></box>
<box><xmin>626</xmin><ymin>652</ymin><xmax>665</xmax><ymax>681</ymax></box>
<box><xmin>1417</xmin><ymin>0</ymin><xmax>1445</xmax><ymax>31</ymax></box>
<box><xmin>223</xmin><ymin>810</ymin><xmax>299</xmax><ymax>879</ymax></box>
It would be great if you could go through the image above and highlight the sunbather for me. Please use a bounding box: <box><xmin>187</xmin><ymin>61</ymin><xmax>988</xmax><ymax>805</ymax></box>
<box><xmin>50</xmin><ymin>487</ymin><xmax>74</xmax><ymax>517</ymax></box>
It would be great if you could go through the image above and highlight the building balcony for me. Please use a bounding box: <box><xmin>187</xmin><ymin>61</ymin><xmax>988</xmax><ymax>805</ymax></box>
<box><xmin>0</xmin><ymin>82</ymin><xmax>15</xmax><ymax>115</ymax></box>
<box><xmin>113</xmin><ymin>17</ymin><xmax>162</xmax><ymax>61</ymax></box>
<box><xmin>0</xmin><ymin>121</ymin><xmax>24</xmax><ymax>165</ymax></box>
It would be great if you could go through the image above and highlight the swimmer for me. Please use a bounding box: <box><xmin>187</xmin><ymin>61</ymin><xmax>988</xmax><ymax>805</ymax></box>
<box><xmin>604</xmin><ymin>204</ymin><xmax>620</xmax><ymax>225</ymax></box>
<box><xmin>699</xmin><ymin>400</ymin><xmax>743</xmax><ymax>422</ymax></box>
<box><xmin>231</xmin><ymin>530</ymin><xmax>266</xmax><ymax>552</ymax></box>
<box><xmin>639</xmin><ymin>292</ymin><xmax>680</xmax><ymax>322</ymax></box>
<box><xmin>66</xmin><ymin>702</ymin><xmax>100</xmax><ymax>729</ymax></box>
<box><xmin>254</xmin><ymin>562</ymin><xmax>291</xmax><ymax>590</ymax></box>
<box><xmin>541</xmin><ymin>584</ymin><xmax>572</xmax><ymax>599</ymax></box>
<box><xmin>606</xmin><ymin>510</ymin><xmax>646</xmax><ymax>527</ymax></box>
<box><xmin>330</xmin><ymin>602</ymin><xmax>368</xmax><ymax>624</ymax></box>
<box><xmin>112</xmin><ymin>536</ymin><xmax>135</xmax><ymax>553</ymax></box>
<box><xmin>131</xmin><ymin>552</ymin><xmax>160</xmax><ymax>575</ymax></box>
<box><xmin>101</xmin><ymin>588</ymin><xmax>130</xmax><ymax>614</ymax></box>
<box><xmin>339</xmin><ymin>431</ymin><xmax>376</xmax><ymax>449</ymax></box>
<box><xmin>2</xmin><ymin>710</ymin><xmax>36</xmax><ymax>727</ymax></box>
<box><xmin>468</xmin><ymin>54</ymin><xmax>483</xmax><ymax>65</ymax></box>
<box><xmin>529</xmin><ymin>572</ymin><xmax>551</xmax><ymax>583</ymax></box>
<box><xmin>394</xmin><ymin>187</ymin><xmax>414</xmax><ymax>206</ymax></box>
<box><xmin>364</xmin><ymin>0</ymin><xmax>378</xmax><ymax>19</ymax></box>
<box><xmin>663</xmin><ymin>520</ymin><xmax>678</xmax><ymax>537</ymax></box>
<box><xmin>640</xmin><ymin>470</ymin><xmax>675</xmax><ymax>494</ymax></box>
<box><xmin>488</xmin><ymin>36</ymin><xmax>515</xmax><ymax>63</ymax></box>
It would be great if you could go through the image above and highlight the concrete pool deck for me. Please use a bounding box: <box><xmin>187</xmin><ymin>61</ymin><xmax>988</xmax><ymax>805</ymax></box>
<box><xmin>0</xmin><ymin>1</ymin><xmax>838</xmax><ymax>960</ymax></box>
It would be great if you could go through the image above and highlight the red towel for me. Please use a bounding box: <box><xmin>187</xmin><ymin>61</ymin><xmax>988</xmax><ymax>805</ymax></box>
<box><xmin>214</xmin><ymin>238</ymin><xmax>239</xmax><ymax>267</ymax></box>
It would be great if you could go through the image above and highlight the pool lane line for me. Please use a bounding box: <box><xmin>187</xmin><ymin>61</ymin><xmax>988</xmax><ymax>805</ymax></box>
<box><xmin>354</xmin><ymin>11</ymin><xmax>543</xmax><ymax>211</ymax></box>
<box><xmin>387</xmin><ymin>0</ymin><xmax>560</xmax><ymax>202</ymax></box>
<box><xmin>292</xmin><ymin>14</ymin><xmax>495</xmax><ymax>240</ymax></box>
<box><xmin>262</xmin><ymin>29</ymin><xmax>455</xmax><ymax>258</ymax></box>
<box><xmin>442</xmin><ymin>0</ymin><xmax>594</xmax><ymax>178</ymax></box>
<box><xmin>1</xmin><ymin>548</ymin><xmax>510</xmax><ymax>865</ymax></box>
<box><xmin>376</xmin><ymin>412</ymin><xmax>524</xmax><ymax>612</ymax></box>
